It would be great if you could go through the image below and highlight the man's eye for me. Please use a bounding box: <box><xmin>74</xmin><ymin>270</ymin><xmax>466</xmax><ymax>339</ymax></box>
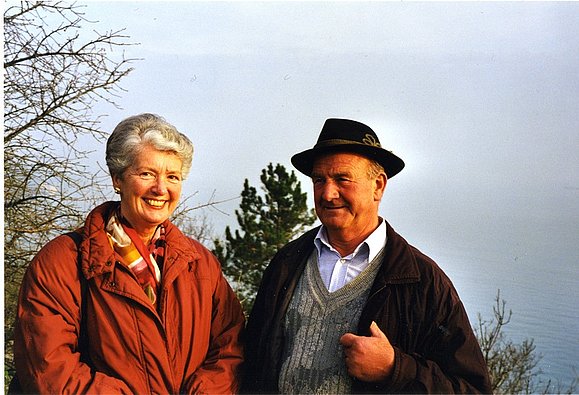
<box><xmin>168</xmin><ymin>175</ymin><xmax>182</xmax><ymax>183</ymax></box>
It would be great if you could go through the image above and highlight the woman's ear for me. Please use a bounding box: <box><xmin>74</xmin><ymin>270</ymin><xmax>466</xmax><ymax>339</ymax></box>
<box><xmin>112</xmin><ymin>174</ymin><xmax>121</xmax><ymax>191</ymax></box>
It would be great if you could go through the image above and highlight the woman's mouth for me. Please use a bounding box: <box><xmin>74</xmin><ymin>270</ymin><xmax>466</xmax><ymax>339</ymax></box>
<box><xmin>144</xmin><ymin>198</ymin><xmax>166</xmax><ymax>208</ymax></box>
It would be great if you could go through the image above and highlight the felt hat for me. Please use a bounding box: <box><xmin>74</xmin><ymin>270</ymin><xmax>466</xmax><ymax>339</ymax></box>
<box><xmin>291</xmin><ymin>118</ymin><xmax>405</xmax><ymax>178</ymax></box>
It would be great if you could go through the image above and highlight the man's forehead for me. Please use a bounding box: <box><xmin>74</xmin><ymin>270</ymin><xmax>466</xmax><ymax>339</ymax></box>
<box><xmin>311</xmin><ymin>152</ymin><xmax>370</xmax><ymax>173</ymax></box>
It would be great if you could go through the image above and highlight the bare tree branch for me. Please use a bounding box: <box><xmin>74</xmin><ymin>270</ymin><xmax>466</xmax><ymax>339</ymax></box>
<box><xmin>3</xmin><ymin>1</ymin><xmax>138</xmax><ymax>384</ymax></box>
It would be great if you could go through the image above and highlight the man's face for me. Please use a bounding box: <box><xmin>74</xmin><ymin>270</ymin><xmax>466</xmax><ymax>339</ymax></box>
<box><xmin>311</xmin><ymin>152</ymin><xmax>386</xmax><ymax>239</ymax></box>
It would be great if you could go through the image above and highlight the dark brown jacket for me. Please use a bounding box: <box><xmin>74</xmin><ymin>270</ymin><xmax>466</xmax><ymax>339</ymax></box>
<box><xmin>14</xmin><ymin>202</ymin><xmax>244</xmax><ymax>394</ymax></box>
<box><xmin>243</xmin><ymin>222</ymin><xmax>491</xmax><ymax>393</ymax></box>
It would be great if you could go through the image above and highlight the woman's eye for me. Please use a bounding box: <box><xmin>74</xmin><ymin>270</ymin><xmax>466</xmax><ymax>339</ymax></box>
<box><xmin>140</xmin><ymin>172</ymin><xmax>155</xmax><ymax>179</ymax></box>
<box><xmin>168</xmin><ymin>175</ymin><xmax>182</xmax><ymax>183</ymax></box>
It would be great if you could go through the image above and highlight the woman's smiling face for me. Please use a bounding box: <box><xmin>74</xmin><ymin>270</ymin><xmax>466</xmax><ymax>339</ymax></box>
<box><xmin>113</xmin><ymin>144</ymin><xmax>183</xmax><ymax>242</ymax></box>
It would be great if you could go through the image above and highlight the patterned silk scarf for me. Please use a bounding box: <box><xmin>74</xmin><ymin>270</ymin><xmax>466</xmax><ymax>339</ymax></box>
<box><xmin>106</xmin><ymin>211</ymin><xmax>165</xmax><ymax>305</ymax></box>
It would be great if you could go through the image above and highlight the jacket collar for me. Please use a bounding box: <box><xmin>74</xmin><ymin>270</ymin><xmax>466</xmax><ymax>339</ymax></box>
<box><xmin>375</xmin><ymin>221</ymin><xmax>421</xmax><ymax>284</ymax></box>
<box><xmin>287</xmin><ymin>222</ymin><xmax>421</xmax><ymax>285</ymax></box>
<box><xmin>79</xmin><ymin>201</ymin><xmax>199</xmax><ymax>280</ymax></box>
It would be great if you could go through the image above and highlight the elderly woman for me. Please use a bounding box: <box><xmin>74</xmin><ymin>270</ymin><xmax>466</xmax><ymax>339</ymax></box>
<box><xmin>13</xmin><ymin>114</ymin><xmax>245</xmax><ymax>394</ymax></box>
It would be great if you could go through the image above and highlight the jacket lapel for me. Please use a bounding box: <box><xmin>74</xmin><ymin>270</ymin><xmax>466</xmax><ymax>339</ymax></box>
<box><xmin>358</xmin><ymin>222</ymin><xmax>421</xmax><ymax>335</ymax></box>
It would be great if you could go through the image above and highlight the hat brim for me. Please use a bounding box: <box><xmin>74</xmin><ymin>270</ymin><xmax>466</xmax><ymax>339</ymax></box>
<box><xmin>291</xmin><ymin>144</ymin><xmax>405</xmax><ymax>178</ymax></box>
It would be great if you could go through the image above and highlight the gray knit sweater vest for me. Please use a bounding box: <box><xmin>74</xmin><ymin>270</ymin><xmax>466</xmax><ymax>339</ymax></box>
<box><xmin>278</xmin><ymin>248</ymin><xmax>385</xmax><ymax>394</ymax></box>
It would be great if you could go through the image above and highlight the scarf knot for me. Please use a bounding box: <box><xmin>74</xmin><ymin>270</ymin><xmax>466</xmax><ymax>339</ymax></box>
<box><xmin>106</xmin><ymin>212</ymin><xmax>166</xmax><ymax>306</ymax></box>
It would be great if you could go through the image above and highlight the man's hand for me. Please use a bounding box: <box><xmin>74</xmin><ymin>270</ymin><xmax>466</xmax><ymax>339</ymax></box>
<box><xmin>339</xmin><ymin>321</ymin><xmax>395</xmax><ymax>382</ymax></box>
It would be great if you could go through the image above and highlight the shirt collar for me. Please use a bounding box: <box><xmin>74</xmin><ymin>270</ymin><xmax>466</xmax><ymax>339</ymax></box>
<box><xmin>314</xmin><ymin>218</ymin><xmax>387</xmax><ymax>260</ymax></box>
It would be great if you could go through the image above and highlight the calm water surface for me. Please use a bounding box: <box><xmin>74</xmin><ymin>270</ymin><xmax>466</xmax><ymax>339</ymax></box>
<box><xmin>438</xmin><ymin>243</ymin><xmax>578</xmax><ymax>389</ymax></box>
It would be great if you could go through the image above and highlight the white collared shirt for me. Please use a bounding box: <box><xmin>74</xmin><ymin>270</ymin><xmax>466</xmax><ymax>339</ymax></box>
<box><xmin>314</xmin><ymin>219</ymin><xmax>387</xmax><ymax>292</ymax></box>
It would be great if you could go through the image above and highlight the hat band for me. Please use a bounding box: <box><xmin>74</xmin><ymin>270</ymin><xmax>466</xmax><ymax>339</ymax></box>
<box><xmin>315</xmin><ymin>137</ymin><xmax>381</xmax><ymax>149</ymax></box>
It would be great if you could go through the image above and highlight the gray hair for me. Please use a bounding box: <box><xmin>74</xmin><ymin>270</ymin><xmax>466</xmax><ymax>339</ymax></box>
<box><xmin>367</xmin><ymin>159</ymin><xmax>386</xmax><ymax>179</ymax></box>
<box><xmin>106</xmin><ymin>113</ymin><xmax>194</xmax><ymax>179</ymax></box>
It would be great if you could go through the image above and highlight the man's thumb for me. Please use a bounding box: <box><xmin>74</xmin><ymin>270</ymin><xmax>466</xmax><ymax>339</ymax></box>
<box><xmin>370</xmin><ymin>321</ymin><xmax>387</xmax><ymax>339</ymax></box>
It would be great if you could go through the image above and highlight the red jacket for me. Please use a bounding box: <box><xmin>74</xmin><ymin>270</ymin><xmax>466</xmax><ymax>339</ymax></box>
<box><xmin>14</xmin><ymin>202</ymin><xmax>245</xmax><ymax>394</ymax></box>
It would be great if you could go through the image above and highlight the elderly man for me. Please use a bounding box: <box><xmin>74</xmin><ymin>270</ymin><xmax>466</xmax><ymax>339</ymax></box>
<box><xmin>243</xmin><ymin>118</ymin><xmax>491</xmax><ymax>394</ymax></box>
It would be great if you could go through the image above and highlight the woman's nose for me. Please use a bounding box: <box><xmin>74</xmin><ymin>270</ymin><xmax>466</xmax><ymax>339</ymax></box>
<box><xmin>152</xmin><ymin>177</ymin><xmax>168</xmax><ymax>194</ymax></box>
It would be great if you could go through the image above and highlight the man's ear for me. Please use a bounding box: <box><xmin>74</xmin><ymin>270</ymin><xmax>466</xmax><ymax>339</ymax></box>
<box><xmin>374</xmin><ymin>173</ymin><xmax>387</xmax><ymax>201</ymax></box>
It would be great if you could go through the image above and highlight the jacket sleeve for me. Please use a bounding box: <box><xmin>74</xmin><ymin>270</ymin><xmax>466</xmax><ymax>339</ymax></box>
<box><xmin>182</xmin><ymin>252</ymin><xmax>245</xmax><ymax>395</ymax></box>
<box><xmin>242</xmin><ymin>230</ymin><xmax>317</xmax><ymax>394</ymax></box>
<box><xmin>240</xmin><ymin>257</ymin><xmax>279</xmax><ymax>393</ymax></box>
<box><xmin>13</xmin><ymin>235</ymin><xmax>132</xmax><ymax>394</ymax></box>
<box><xmin>382</xmin><ymin>280</ymin><xmax>491</xmax><ymax>393</ymax></box>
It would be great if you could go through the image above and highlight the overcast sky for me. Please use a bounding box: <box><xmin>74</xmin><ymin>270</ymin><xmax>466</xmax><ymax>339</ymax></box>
<box><xmin>46</xmin><ymin>0</ymin><xmax>579</xmax><ymax>384</ymax></box>
<box><xmin>85</xmin><ymin>1</ymin><xmax>578</xmax><ymax>249</ymax></box>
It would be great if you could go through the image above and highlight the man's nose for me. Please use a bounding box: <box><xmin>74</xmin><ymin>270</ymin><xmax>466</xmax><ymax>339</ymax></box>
<box><xmin>320</xmin><ymin>181</ymin><xmax>339</xmax><ymax>201</ymax></box>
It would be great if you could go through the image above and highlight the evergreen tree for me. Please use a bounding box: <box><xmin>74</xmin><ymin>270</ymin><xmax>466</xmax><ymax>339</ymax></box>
<box><xmin>214</xmin><ymin>163</ymin><xmax>317</xmax><ymax>311</ymax></box>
